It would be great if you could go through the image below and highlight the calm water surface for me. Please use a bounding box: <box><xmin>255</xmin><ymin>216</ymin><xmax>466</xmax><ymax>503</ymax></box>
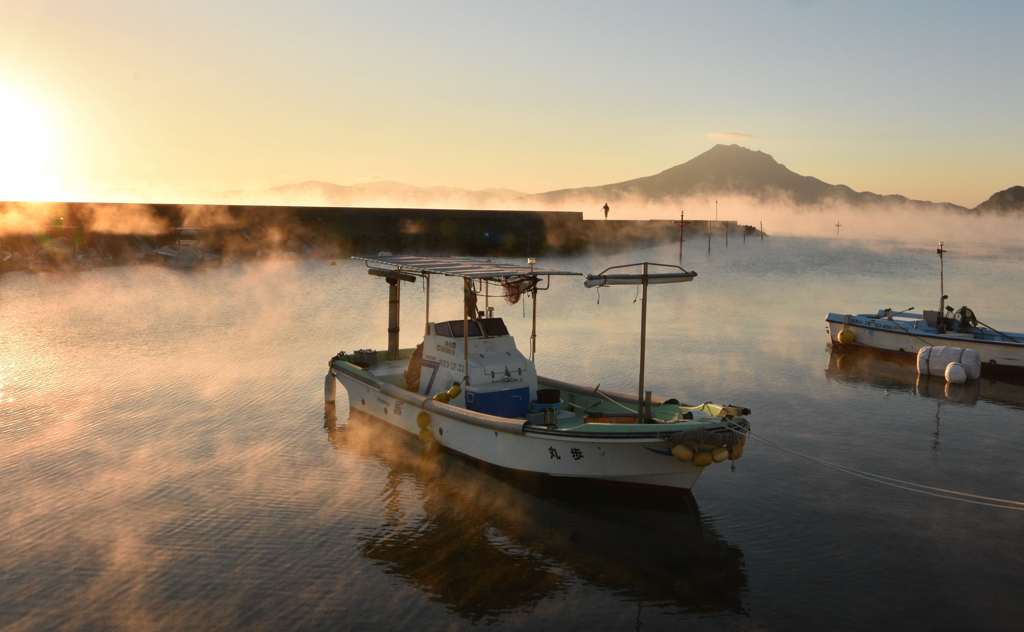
<box><xmin>2</xmin><ymin>237</ymin><xmax>1023</xmax><ymax>630</ymax></box>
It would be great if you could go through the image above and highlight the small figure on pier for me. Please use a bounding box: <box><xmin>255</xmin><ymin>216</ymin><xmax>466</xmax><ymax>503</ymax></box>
<box><xmin>602</xmin><ymin>202</ymin><xmax>610</xmax><ymax>220</ymax></box>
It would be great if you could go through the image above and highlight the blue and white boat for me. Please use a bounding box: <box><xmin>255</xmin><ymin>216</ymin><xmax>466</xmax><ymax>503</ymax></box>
<box><xmin>826</xmin><ymin>243</ymin><xmax>1024</xmax><ymax>373</ymax></box>
<box><xmin>324</xmin><ymin>255</ymin><xmax>751</xmax><ymax>491</ymax></box>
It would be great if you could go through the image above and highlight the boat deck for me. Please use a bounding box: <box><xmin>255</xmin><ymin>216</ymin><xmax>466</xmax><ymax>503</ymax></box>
<box><xmin>343</xmin><ymin>351</ymin><xmax>743</xmax><ymax>436</ymax></box>
<box><xmin>827</xmin><ymin>312</ymin><xmax>1024</xmax><ymax>346</ymax></box>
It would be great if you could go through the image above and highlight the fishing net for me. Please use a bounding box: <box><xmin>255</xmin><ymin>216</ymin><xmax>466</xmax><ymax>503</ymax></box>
<box><xmin>502</xmin><ymin>278</ymin><xmax>536</xmax><ymax>305</ymax></box>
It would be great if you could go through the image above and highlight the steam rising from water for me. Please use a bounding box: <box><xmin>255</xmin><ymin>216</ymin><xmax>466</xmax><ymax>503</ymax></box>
<box><xmin>4</xmin><ymin>183</ymin><xmax>1022</xmax><ymax>252</ymax></box>
<box><xmin>2</xmin><ymin>242</ymin><xmax>1023</xmax><ymax>629</ymax></box>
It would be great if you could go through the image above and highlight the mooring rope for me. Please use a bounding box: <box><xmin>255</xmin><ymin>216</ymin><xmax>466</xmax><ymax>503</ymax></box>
<box><xmin>719</xmin><ymin>419</ymin><xmax>1024</xmax><ymax>512</ymax></box>
<box><xmin>868</xmin><ymin>315</ymin><xmax>937</xmax><ymax>349</ymax></box>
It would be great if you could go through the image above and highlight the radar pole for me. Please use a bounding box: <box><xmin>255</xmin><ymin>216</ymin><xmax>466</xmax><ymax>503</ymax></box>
<box><xmin>937</xmin><ymin>242</ymin><xmax>947</xmax><ymax>333</ymax></box>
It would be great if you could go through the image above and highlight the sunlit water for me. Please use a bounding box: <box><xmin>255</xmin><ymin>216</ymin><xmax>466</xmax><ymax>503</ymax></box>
<box><xmin>2</xmin><ymin>237</ymin><xmax>1023</xmax><ymax>630</ymax></box>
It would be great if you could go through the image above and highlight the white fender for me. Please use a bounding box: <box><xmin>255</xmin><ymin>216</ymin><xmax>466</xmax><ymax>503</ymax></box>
<box><xmin>944</xmin><ymin>362</ymin><xmax>967</xmax><ymax>385</ymax></box>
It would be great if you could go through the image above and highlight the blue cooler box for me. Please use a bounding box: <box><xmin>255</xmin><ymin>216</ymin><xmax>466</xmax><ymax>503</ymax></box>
<box><xmin>465</xmin><ymin>387</ymin><xmax>530</xmax><ymax>418</ymax></box>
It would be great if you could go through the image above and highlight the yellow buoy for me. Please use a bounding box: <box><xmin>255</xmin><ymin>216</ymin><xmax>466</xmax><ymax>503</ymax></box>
<box><xmin>446</xmin><ymin>383</ymin><xmax>462</xmax><ymax>400</ymax></box>
<box><xmin>693</xmin><ymin>451</ymin><xmax>713</xmax><ymax>467</ymax></box>
<box><xmin>837</xmin><ymin>328</ymin><xmax>856</xmax><ymax>345</ymax></box>
<box><xmin>712</xmin><ymin>446</ymin><xmax>729</xmax><ymax>463</ymax></box>
<box><xmin>416</xmin><ymin>411</ymin><xmax>431</xmax><ymax>430</ymax></box>
<box><xmin>418</xmin><ymin>428</ymin><xmax>433</xmax><ymax>444</ymax></box>
<box><xmin>671</xmin><ymin>444</ymin><xmax>694</xmax><ymax>462</ymax></box>
<box><xmin>433</xmin><ymin>392</ymin><xmax>451</xmax><ymax>404</ymax></box>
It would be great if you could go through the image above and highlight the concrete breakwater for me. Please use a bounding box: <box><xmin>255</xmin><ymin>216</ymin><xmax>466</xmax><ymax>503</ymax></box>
<box><xmin>0</xmin><ymin>201</ymin><xmax>758</xmax><ymax>272</ymax></box>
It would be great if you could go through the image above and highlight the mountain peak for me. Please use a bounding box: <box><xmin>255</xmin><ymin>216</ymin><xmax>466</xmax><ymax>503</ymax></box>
<box><xmin>535</xmin><ymin>145</ymin><xmax>964</xmax><ymax>210</ymax></box>
<box><xmin>674</xmin><ymin>144</ymin><xmax>781</xmax><ymax>173</ymax></box>
<box><xmin>706</xmin><ymin>143</ymin><xmax>765</xmax><ymax>155</ymax></box>
<box><xmin>974</xmin><ymin>185</ymin><xmax>1024</xmax><ymax>213</ymax></box>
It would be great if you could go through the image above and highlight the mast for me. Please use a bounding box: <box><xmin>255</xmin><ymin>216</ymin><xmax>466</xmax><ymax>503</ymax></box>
<box><xmin>937</xmin><ymin>241</ymin><xmax>946</xmax><ymax>333</ymax></box>
<box><xmin>637</xmin><ymin>263</ymin><xmax>649</xmax><ymax>422</ymax></box>
<box><xmin>529</xmin><ymin>257</ymin><xmax>537</xmax><ymax>361</ymax></box>
<box><xmin>463</xmin><ymin>277</ymin><xmax>471</xmax><ymax>384</ymax></box>
<box><xmin>424</xmin><ymin>274</ymin><xmax>431</xmax><ymax>334</ymax></box>
<box><xmin>530</xmin><ymin>286</ymin><xmax>538</xmax><ymax>361</ymax></box>
<box><xmin>387</xmin><ymin>276</ymin><xmax>400</xmax><ymax>359</ymax></box>
<box><xmin>367</xmin><ymin>268</ymin><xmax>416</xmax><ymax>359</ymax></box>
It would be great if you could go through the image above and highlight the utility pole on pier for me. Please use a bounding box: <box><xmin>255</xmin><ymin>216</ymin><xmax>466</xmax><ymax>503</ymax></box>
<box><xmin>676</xmin><ymin>210</ymin><xmax>685</xmax><ymax>264</ymax></box>
<box><xmin>835</xmin><ymin>219</ymin><xmax>842</xmax><ymax>236</ymax></box>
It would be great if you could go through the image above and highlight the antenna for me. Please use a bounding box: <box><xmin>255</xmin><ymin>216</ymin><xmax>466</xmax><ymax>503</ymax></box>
<box><xmin>937</xmin><ymin>242</ymin><xmax>947</xmax><ymax>333</ymax></box>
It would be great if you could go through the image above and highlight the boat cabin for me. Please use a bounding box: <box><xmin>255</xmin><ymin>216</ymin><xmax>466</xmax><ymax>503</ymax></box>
<box><xmin>417</xmin><ymin>317</ymin><xmax>537</xmax><ymax>417</ymax></box>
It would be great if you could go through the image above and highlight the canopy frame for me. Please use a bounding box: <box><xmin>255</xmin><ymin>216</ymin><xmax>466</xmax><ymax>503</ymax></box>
<box><xmin>355</xmin><ymin>253</ymin><xmax>581</xmax><ymax>385</ymax></box>
<box><xmin>584</xmin><ymin>262</ymin><xmax>697</xmax><ymax>421</ymax></box>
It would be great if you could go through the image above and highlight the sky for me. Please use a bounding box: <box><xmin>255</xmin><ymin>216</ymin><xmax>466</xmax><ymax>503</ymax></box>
<box><xmin>0</xmin><ymin>0</ymin><xmax>1021</xmax><ymax>206</ymax></box>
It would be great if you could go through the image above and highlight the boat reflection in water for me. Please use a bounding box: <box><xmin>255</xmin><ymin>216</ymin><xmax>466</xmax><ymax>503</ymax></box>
<box><xmin>825</xmin><ymin>347</ymin><xmax>1024</xmax><ymax>410</ymax></box>
<box><xmin>324</xmin><ymin>409</ymin><xmax>747</xmax><ymax>622</ymax></box>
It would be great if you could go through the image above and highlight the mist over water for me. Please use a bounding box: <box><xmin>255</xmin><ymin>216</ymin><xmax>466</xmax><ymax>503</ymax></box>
<box><xmin>2</xmin><ymin>238</ymin><xmax>1023</xmax><ymax>630</ymax></box>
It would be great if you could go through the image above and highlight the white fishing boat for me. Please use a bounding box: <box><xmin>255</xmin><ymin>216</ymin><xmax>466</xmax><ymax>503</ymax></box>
<box><xmin>325</xmin><ymin>254</ymin><xmax>750</xmax><ymax>491</ymax></box>
<box><xmin>826</xmin><ymin>243</ymin><xmax>1024</xmax><ymax>373</ymax></box>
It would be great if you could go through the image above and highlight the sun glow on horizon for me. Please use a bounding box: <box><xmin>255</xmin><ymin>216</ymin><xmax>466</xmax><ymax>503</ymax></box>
<box><xmin>0</xmin><ymin>83</ymin><xmax>65</xmax><ymax>201</ymax></box>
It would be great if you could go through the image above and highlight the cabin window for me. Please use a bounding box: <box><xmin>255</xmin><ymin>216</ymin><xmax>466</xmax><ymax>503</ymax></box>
<box><xmin>479</xmin><ymin>318</ymin><xmax>509</xmax><ymax>336</ymax></box>
<box><xmin>449</xmin><ymin>320</ymin><xmax>482</xmax><ymax>337</ymax></box>
<box><xmin>435</xmin><ymin>318</ymin><xmax>507</xmax><ymax>338</ymax></box>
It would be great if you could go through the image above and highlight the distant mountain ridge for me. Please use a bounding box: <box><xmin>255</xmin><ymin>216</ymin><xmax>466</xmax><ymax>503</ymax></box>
<box><xmin>533</xmin><ymin>144</ymin><xmax>965</xmax><ymax>211</ymax></box>
<box><xmin>256</xmin><ymin>145</ymin><xmax>1018</xmax><ymax>213</ymax></box>
<box><xmin>262</xmin><ymin>180</ymin><xmax>524</xmax><ymax>208</ymax></box>
<box><xmin>973</xmin><ymin>186</ymin><xmax>1024</xmax><ymax>213</ymax></box>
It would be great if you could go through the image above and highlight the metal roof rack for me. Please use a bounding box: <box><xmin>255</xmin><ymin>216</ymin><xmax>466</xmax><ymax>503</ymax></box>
<box><xmin>353</xmin><ymin>253</ymin><xmax>581</xmax><ymax>282</ymax></box>
<box><xmin>584</xmin><ymin>262</ymin><xmax>697</xmax><ymax>287</ymax></box>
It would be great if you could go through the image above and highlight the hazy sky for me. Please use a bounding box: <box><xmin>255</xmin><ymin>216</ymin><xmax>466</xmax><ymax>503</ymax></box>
<box><xmin>1</xmin><ymin>0</ymin><xmax>1021</xmax><ymax>205</ymax></box>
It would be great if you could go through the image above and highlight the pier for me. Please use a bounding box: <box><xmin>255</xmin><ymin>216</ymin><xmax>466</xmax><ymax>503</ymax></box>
<box><xmin>0</xmin><ymin>201</ymin><xmax>759</xmax><ymax>272</ymax></box>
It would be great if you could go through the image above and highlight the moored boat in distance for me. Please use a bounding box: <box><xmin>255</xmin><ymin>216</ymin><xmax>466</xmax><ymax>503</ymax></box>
<box><xmin>325</xmin><ymin>254</ymin><xmax>751</xmax><ymax>491</ymax></box>
<box><xmin>826</xmin><ymin>242</ymin><xmax>1024</xmax><ymax>374</ymax></box>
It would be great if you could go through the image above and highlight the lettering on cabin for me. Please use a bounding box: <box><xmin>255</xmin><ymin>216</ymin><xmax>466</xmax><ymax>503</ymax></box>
<box><xmin>548</xmin><ymin>447</ymin><xmax>561</xmax><ymax>460</ymax></box>
<box><xmin>436</xmin><ymin>341</ymin><xmax>456</xmax><ymax>355</ymax></box>
<box><xmin>439</xmin><ymin>359</ymin><xmax>464</xmax><ymax>373</ymax></box>
<box><xmin>571</xmin><ymin>448</ymin><xmax>583</xmax><ymax>461</ymax></box>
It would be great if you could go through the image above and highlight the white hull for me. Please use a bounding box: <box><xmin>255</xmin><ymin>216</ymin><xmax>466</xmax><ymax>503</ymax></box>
<box><xmin>826</xmin><ymin>321</ymin><xmax>1024</xmax><ymax>369</ymax></box>
<box><xmin>333</xmin><ymin>370</ymin><xmax>704</xmax><ymax>490</ymax></box>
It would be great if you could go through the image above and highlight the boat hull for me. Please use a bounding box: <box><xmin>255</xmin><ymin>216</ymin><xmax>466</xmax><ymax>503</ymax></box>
<box><xmin>332</xmin><ymin>368</ymin><xmax>705</xmax><ymax>490</ymax></box>
<box><xmin>826</xmin><ymin>316</ymin><xmax>1024</xmax><ymax>372</ymax></box>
